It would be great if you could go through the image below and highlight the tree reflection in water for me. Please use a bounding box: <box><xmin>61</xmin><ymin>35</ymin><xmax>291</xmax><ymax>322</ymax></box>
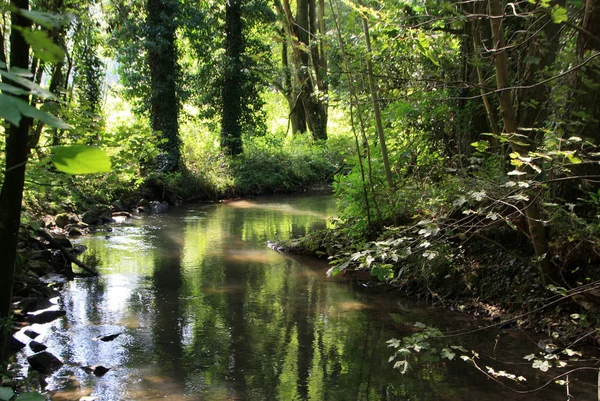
<box><xmin>31</xmin><ymin>195</ymin><xmax>568</xmax><ymax>401</ymax></box>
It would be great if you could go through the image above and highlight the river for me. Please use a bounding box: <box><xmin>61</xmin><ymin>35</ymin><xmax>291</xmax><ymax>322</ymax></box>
<box><xmin>14</xmin><ymin>194</ymin><xmax>591</xmax><ymax>400</ymax></box>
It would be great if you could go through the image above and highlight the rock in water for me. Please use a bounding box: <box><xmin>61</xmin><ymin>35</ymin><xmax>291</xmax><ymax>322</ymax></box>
<box><xmin>150</xmin><ymin>201</ymin><xmax>169</xmax><ymax>214</ymax></box>
<box><xmin>82</xmin><ymin>205</ymin><xmax>112</xmax><ymax>225</ymax></box>
<box><xmin>94</xmin><ymin>333</ymin><xmax>122</xmax><ymax>342</ymax></box>
<box><xmin>29</xmin><ymin>341</ymin><xmax>48</xmax><ymax>353</ymax></box>
<box><xmin>27</xmin><ymin>351</ymin><xmax>63</xmax><ymax>373</ymax></box>
<box><xmin>9</xmin><ymin>337</ymin><xmax>25</xmax><ymax>353</ymax></box>
<box><xmin>17</xmin><ymin>297</ymin><xmax>55</xmax><ymax>313</ymax></box>
<box><xmin>27</xmin><ymin>310</ymin><xmax>66</xmax><ymax>324</ymax></box>
<box><xmin>24</xmin><ymin>329</ymin><xmax>40</xmax><ymax>339</ymax></box>
<box><xmin>82</xmin><ymin>365</ymin><xmax>110</xmax><ymax>377</ymax></box>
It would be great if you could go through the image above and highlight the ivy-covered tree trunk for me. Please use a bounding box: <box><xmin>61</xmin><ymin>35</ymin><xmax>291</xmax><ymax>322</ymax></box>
<box><xmin>147</xmin><ymin>0</ymin><xmax>181</xmax><ymax>172</ymax></box>
<box><xmin>278</xmin><ymin>0</ymin><xmax>328</xmax><ymax>141</ymax></box>
<box><xmin>0</xmin><ymin>0</ymin><xmax>32</xmax><ymax>365</ymax></box>
<box><xmin>280</xmin><ymin>35</ymin><xmax>306</xmax><ymax>135</ymax></box>
<box><xmin>221</xmin><ymin>0</ymin><xmax>244</xmax><ymax>156</ymax></box>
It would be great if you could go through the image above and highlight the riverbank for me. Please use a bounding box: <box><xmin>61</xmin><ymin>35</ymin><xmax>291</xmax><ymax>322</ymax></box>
<box><xmin>273</xmin><ymin>222</ymin><xmax>600</xmax><ymax>348</ymax></box>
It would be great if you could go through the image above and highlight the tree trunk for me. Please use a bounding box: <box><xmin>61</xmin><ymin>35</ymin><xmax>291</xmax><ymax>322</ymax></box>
<box><xmin>0</xmin><ymin>0</ymin><xmax>32</xmax><ymax>366</ymax></box>
<box><xmin>360</xmin><ymin>7</ymin><xmax>394</xmax><ymax>189</ymax></box>
<box><xmin>220</xmin><ymin>0</ymin><xmax>244</xmax><ymax>155</ymax></box>
<box><xmin>147</xmin><ymin>0</ymin><xmax>181</xmax><ymax>171</ymax></box>
<box><xmin>471</xmin><ymin>18</ymin><xmax>499</xmax><ymax>140</ymax></box>
<box><xmin>488</xmin><ymin>0</ymin><xmax>560</xmax><ymax>286</ymax></box>
<box><xmin>279</xmin><ymin>0</ymin><xmax>328</xmax><ymax>140</ymax></box>
<box><xmin>279</xmin><ymin>34</ymin><xmax>306</xmax><ymax>135</ymax></box>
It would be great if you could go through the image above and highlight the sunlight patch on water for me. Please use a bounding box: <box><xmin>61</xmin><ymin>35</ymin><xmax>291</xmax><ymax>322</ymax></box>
<box><xmin>227</xmin><ymin>199</ymin><xmax>329</xmax><ymax>219</ymax></box>
<box><xmin>334</xmin><ymin>300</ymin><xmax>372</xmax><ymax>312</ymax></box>
<box><xmin>201</xmin><ymin>285</ymin><xmax>244</xmax><ymax>295</ymax></box>
<box><xmin>49</xmin><ymin>387</ymin><xmax>94</xmax><ymax>401</ymax></box>
<box><xmin>223</xmin><ymin>249</ymin><xmax>283</xmax><ymax>264</ymax></box>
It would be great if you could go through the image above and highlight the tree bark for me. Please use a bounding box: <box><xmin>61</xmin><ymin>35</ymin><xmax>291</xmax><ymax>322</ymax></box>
<box><xmin>0</xmin><ymin>0</ymin><xmax>32</xmax><ymax>366</ymax></box>
<box><xmin>146</xmin><ymin>0</ymin><xmax>181</xmax><ymax>171</ymax></box>
<box><xmin>360</xmin><ymin>7</ymin><xmax>394</xmax><ymax>189</ymax></box>
<box><xmin>221</xmin><ymin>0</ymin><xmax>244</xmax><ymax>155</ymax></box>
<box><xmin>279</xmin><ymin>0</ymin><xmax>328</xmax><ymax>140</ymax></box>
<box><xmin>488</xmin><ymin>0</ymin><xmax>560</xmax><ymax>286</ymax></box>
<box><xmin>471</xmin><ymin>18</ymin><xmax>499</xmax><ymax>140</ymax></box>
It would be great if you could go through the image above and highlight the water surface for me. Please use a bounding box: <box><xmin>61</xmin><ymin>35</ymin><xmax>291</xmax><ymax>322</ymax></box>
<box><xmin>16</xmin><ymin>195</ymin><xmax>590</xmax><ymax>400</ymax></box>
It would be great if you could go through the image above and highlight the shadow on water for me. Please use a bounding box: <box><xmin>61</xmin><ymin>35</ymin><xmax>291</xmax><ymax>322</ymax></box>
<box><xmin>14</xmin><ymin>194</ymin><xmax>596</xmax><ymax>400</ymax></box>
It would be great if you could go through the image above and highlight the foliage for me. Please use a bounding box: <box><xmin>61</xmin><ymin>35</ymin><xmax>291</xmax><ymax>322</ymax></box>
<box><xmin>0</xmin><ymin>388</ymin><xmax>44</xmax><ymax>401</ymax></box>
<box><xmin>387</xmin><ymin>322</ymin><xmax>465</xmax><ymax>374</ymax></box>
<box><xmin>231</xmin><ymin>132</ymin><xmax>341</xmax><ymax>195</ymax></box>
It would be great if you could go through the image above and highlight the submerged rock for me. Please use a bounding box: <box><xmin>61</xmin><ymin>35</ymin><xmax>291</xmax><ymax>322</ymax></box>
<box><xmin>150</xmin><ymin>201</ymin><xmax>169</xmax><ymax>214</ymax></box>
<box><xmin>72</xmin><ymin>245</ymin><xmax>88</xmax><ymax>255</ymax></box>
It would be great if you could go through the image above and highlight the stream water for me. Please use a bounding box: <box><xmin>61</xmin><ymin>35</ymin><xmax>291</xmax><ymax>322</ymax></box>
<box><xmin>15</xmin><ymin>194</ymin><xmax>593</xmax><ymax>400</ymax></box>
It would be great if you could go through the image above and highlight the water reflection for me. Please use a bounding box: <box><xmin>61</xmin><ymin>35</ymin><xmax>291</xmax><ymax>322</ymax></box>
<box><xmin>16</xmin><ymin>195</ymin><xmax>580</xmax><ymax>400</ymax></box>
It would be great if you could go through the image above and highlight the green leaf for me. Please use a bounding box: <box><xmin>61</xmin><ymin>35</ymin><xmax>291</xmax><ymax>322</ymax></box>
<box><xmin>0</xmin><ymin>82</ymin><xmax>31</xmax><ymax>96</ymax></box>
<box><xmin>0</xmin><ymin>387</ymin><xmax>14</xmax><ymax>401</ymax></box>
<box><xmin>0</xmin><ymin>93</ymin><xmax>24</xmax><ymax>126</ymax></box>
<box><xmin>551</xmin><ymin>5</ymin><xmax>568</xmax><ymax>23</ymax></box>
<box><xmin>441</xmin><ymin>347</ymin><xmax>456</xmax><ymax>360</ymax></box>
<box><xmin>18</xmin><ymin>100</ymin><xmax>72</xmax><ymax>129</ymax></box>
<box><xmin>15</xmin><ymin>392</ymin><xmax>45</xmax><ymax>401</ymax></box>
<box><xmin>0</xmin><ymin>68</ymin><xmax>55</xmax><ymax>99</ymax></box>
<box><xmin>0</xmin><ymin>93</ymin><xmax>71</xmax><ymax>129</ymax></box>
<box><xmin>20</xmin><ymin>10</ymin><xmax>69</xmax><ymax>28</ymax></box>
<box><xmin>51</xmin><ymin>146</ymin><xmax>111</xmax><ymax>175</ymax></box>
<box><xmin>15</xmin><ymin>27</ymin><xmax>65</xmax><ymax>63</ymax></box>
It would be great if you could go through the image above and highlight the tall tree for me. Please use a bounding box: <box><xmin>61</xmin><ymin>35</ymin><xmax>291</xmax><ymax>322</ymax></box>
<box><xmin>359</xmin><ymin>4</ymin><xmax>393</xmax><ymax>189</ymax></box>
<box><xmin>221</xmin><ymin>0</ymin><xmax>244</xmax><ymax>156</ymax></box>
<box><xmin>276</xmin><ymin>0</ymin><xmax>328</xmax><ymax>140</ymax></box>
<box><xmin>179</xmin><ymin>0</ymin><xmax>274</xmax><ymax>154</ymax></box>
<box><xmin>0</xmin><ymin>0</ymin><xmax>33</xmax><ymax>365</ymax></box>
<box><xmin>146</xmin><ymin>0</ymin><xmax>181</xmax><ymax>171</ymax></box>
<box><xmin>487</xmin><ymin>0</ymin><xmax>562</xmax><ymax>285</ymax></box>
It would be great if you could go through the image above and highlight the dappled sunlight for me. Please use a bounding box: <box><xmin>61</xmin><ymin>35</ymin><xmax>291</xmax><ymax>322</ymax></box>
<box><xmin>201</xmin><ymin>285</ymin><xmax>244</xmax><ymax>295</ymax></box>
<box><xmin>293</xmin><ymin>269</ymin><xmax>323</xmax><ymax>279</ymax></box>
<box><xmin>227</xmin><ymin>199</ymin><xmax>329</xmax><ymax>220</ymax></box>
<box><xmin>49</xmin><ymin>387</ymin><xmax>94</xmax><ymax>401</ymax></box>
<box><xmin>115</xmin><ymin>316</ymin><xmax>142</xmax><ymax>329</ymax></box>
<box><xmin>223</xmin><ymin>249</ymin><xmax>283</xmax><ymax>264</ymax></box>
<box><xmin>126</xmin><ymin>376</ymin><xmax>190</xmax><ymax>401</ymax></box>
<box><xmin>42</xmin><ymin>195</ymin><xmax>568</xmax><ymax>401</ymax></box>
<box><xmin>334</xmin><ymin>300</ymin><xmax>372</xmax><ymax>312</ymax></box>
